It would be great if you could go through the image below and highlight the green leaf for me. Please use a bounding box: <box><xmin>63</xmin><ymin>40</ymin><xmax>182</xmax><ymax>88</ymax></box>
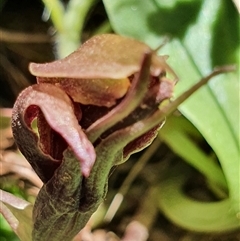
<box><xmin>157</xmin><ymin>164</ymin><xmax>240</xmax><ymax>232</ymax></box>
<box><xmin>159</xmin><ymin>115</ymin><xmax>228</xmax><ymax>193</ymax></box>
<box><xmin>103</xmin><ymin>0</ymin><xmax>204</xmax><ymax>47</ymax></box>
<box><xmin>103</xmin><ymin>0</ymin><xmax>240</xmax><ymax>231</ymax></box>
<box><xmin>0</xmin><ymin>215</ymin><xmax>20</xmax><ymax>241</ymax></box>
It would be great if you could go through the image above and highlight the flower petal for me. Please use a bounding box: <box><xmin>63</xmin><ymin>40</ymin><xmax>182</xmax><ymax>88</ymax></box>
<box><xmin>12</xmin><ymin>84</ymin><xmax>96</xmax><ymax>181</ymax></box>
<box><xmin>29</xmin><ymin>34</ymin><xmax>167</xmax><ymax>79</ymax></box>
<box><xmin>28</xmin><ymin>34</ymin><xmax>176</xmax><ymax>107</ymax></box>
<box><xmin>36</xmin><ymin>77</ymin><xmax>130</xmax><ymax>107</ymax></box>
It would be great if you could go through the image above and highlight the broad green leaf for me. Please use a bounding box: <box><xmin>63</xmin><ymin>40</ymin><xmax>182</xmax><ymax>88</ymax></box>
<box><xmin>104</xmin><ymin>0</ymin><xmax>203</xmax><ymax>47</ymax></box>
<box><xmin>103</xmin><ymin>0</ymin><xmax>240</xmax><ymax>230</ymax></box>
<box><xmin>162</xmin><ymin>2</ymin><xmax>239</xmax><ymax>214</ymax></box>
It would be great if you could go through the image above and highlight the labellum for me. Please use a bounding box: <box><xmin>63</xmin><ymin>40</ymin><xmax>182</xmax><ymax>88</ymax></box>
<box><xmin>11</xmin><ymin>34</ymin><xmax>175</xmax><ymax>241</ymax></box>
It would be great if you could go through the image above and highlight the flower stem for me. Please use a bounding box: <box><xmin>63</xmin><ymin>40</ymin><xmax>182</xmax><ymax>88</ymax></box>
<box><xmin>42</xmin><ymin>0</ymin><xmax>97</xmax><ymax>58</ymax></box>
<box><xmin>42</xmin><ymin>0</ymin><xmax>65</xmax><ymax>32</ymax></box>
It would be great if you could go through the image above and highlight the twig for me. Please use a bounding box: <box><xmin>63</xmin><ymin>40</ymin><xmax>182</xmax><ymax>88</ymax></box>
<box><xmin>0</xmin><ymin>28</ymin><xmax>51</xmax><ymax>43</ymax></box>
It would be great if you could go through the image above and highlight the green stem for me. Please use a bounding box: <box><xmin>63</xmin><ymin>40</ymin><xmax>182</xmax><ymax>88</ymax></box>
<box><xmin>57</xmin><ymin>0</ymin><xmax>97</xmax><ymax>58</ymax></box>
<box><xmin>65</xmin><ymin>0</ymin><xmax>96</xmax><ymax>36</ymax></box>
<box><xmin>42</xmin><ymin>0</ymin><xmax>97</xmax><ymax>58</ymax></box>
<box><xmin>41</xmin><ymin>0</ymin><xmax>65</xmax><ymax>32</ymax></box>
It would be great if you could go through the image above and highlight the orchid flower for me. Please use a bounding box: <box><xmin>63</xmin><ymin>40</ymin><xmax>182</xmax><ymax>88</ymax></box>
<box><xmin>10</xmin><ymin>34</ymin><xmax>231</xmax><ymax>241</ymax></box>
<box><xmin>10</xmin><ymin>34</ymin><xmax>174</xmax><ymax>240</ymax></box>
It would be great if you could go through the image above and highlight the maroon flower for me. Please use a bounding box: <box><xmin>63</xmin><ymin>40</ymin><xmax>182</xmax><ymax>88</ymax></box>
<box><xmin>11</xmin><ymin>34</ymin><xmax>175</xmax><ymax>241</ymax></box>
